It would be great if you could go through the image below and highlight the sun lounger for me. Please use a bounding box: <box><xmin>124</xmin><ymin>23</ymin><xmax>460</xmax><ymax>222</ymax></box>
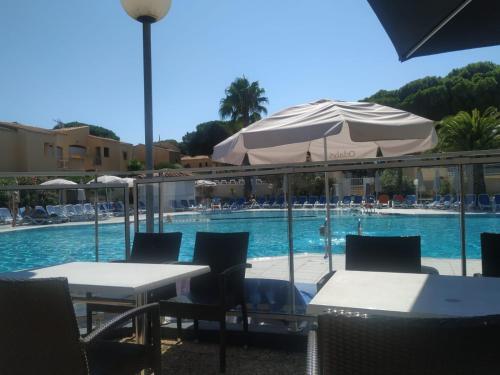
<box><xmin>364</xmin><ymin>196</ymin><xmax>376</xmax><ymax>209</ymax></box>
<box><xmin>438</xmin><ymin>194</ymin><xmax>453</xmax><ymax>209</ymax></box>
<box><xmin>211</xmin><ymin>197</ymin><xmax>222</xmax><ymax>210</ymax></box>
<box><xmin>377</xmin><ymin>194</ymin><xmax>390</xmax><ymax>208</ymax></box>
<box><xmin>113</xmin><ymin>201</ymin><xmax>125</xmax><ymax>216</ymax></box>
<box><xmin>138</xmin><ymin>201</ymin><xmax>146</xmax><ymax>214</ymax></box>
<box><xmin>303</xmin><ymin>196</ymin><xmax>314</xmax><ymax>209</ymax></box>
<box><xmin>403</xmin><ymin>195</ymin><xmax>417</xmax><ymax>208</ymax></box>
<box><xmin>0</xmin><ymin>207</ymin><xmax>13</xmax><ymax>225</ymax></box>
<box><xmin>54</xmin><ymin>205</ymin><xmax>69</xmax><ymax>222</ymax></box>
<box><xmin>494</xmin><ymin>194</ymin><xmax>500</xmax><ymax>211</ymax></box>
<box><xmin>392</xmin><ymin>194</ymin><xmax>405</xmax><ymax>208</ymax></box>
<box><xmin>63</xmin><ymin>204</ymin><xmax>79</xmax><ymax>221</ymax></box>
<box><xmin>31</xmin><ymin>206</ymin><xmax>49</xmax><ymax>225</ymax></box>
<box><xmin>427</xmin><ymin>195</ymin><xmax>441</xmax><ymax>208</ymax></box>
<box><xmin>330</xmin><ymin>196</ymin><xmax>339</xmax><ymax>207</ymax></box>
<box><xmin>465</xmin><ymin>194</ymin><xmax>477</xmax><ymax>210</ymax></box>
<box><xmin>478</xmin><ymin>194</ymin><xmax>492</xmax><ymax>211</ymax></box>
<box><xmin>97</xmin><ymin>203</ymin><xmax>110</xmax><ymax>219</ymax></box>
<box><xmin>83</xmin><ymin>203</ymin><xmax>96</xmax><ymax>220</ymax></box>
<box><xmin>18</xmin><ymin>207</ymin><xmax>32</xmax><ymax>225</ymax></box>
<box><xmin>351</xmin><ymin>195</ymin><xmax>363</xmax><ymax>207</ymax></box>
<box><xmin>341</xmin><ymin>196</ymin><xmax>352</xmax><ymax>207</ymax></box>
<box><xmin>315</xmin><ymin>196</ymin><xmax>326</xmax><ymax>208</ymax></box>
<box><xmin>271</xmin><ymin>196</ymin><xmax>285</xmax><ymax>208</ymax></box>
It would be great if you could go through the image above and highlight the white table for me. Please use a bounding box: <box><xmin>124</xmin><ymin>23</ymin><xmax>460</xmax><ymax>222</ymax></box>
<box><xmin>3</xmin><ymin>262</ymin><xmax>210</xmax><ymax>343</ymax></box>
<box><xmin>307</xmin><ymin>270</ymin><xmax>500</xmax><ymax>318</ymax></box>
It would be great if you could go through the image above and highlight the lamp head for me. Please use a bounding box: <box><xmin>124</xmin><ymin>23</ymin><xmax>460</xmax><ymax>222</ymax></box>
<box><xmin>121</xmin><ymin>0</ymin><xmax>172</xmax><ymax>23</ymax></box>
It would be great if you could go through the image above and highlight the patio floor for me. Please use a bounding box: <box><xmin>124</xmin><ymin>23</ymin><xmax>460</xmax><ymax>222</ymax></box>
<box><xmin>160</xmin><ymin>339</ymin><xmax>305</xmax><ymax>375</ymax></box>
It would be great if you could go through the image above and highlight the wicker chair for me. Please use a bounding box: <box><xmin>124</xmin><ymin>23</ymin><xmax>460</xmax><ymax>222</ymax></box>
<box><xmin>345</xmin><ymin>235</ymin><xmax>438</xmax><ymax>274</ymax></box>
<box><xmin>86</xmin><ymin>232</ymin><xmax>182</xmax><ymax>333</ymax></box>
<box><xmin>0</xmin><ymin>278</ymin><xmax>161</xmax><ymax>375</ymax></box>
<box><xmin>307</xmin><ymin>310</ymin><xmax>500</xmax><ymax>375</ymax></box>
<box><xmin>160</xmin><ymin>232</ymin><xmax>250</xmax><ymax>373</ymax></box>
<box><xmin>480</xmin><ymin>232</ymin><xmax>500</xmax><ymax>277</ymax></box>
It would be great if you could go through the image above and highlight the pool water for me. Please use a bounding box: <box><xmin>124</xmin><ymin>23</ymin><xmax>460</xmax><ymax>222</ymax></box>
<box><xmin>0</xmin><ymin>211</ymin><xmax>498</xmax><ymax>272</ymax></box>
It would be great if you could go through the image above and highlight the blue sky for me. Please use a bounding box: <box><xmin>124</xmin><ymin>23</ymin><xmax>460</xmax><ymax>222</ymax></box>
<box><xmin>1</xmin><ymin>0</ymin><xmax>499</xmax><ymax>145</ymax></box>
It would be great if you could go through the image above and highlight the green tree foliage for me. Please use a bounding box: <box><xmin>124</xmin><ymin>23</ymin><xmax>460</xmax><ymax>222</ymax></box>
<box><xmin>127</xmin><ymin>159</ymin><xmax>144</xmax><ymax>171</ymax></box>
<box><xmin>364</xmin><ymin>62</ymin><xmax>500</xmax><ymax>121</ymax></box>
<box><xmin>380</xmin><ymin>169</ymin><xmax>413</xmax><ymax>196</ymax></box>
<box><xmin>53</xmin><ymin>121</ymin><xmax>120</xmax><ymax>141</ymax></box>
<box><xmin>219</xmin><ymin>76</ymin><xmax>269</xmax><ymax>127</ymax></box>
<box><xmin>437</xmin><ymin>107</ymin><xmax>500</xmax><ymax>193</ymax></box>
<box><xmin>155</xmin><ymin>161</ymin><xmax>182</xmax><ymax>170</ymax></box>
<box><xmin>181</xmin><ymin>121</ymin><xmax>233</xmax><ymax>156</ymax></box>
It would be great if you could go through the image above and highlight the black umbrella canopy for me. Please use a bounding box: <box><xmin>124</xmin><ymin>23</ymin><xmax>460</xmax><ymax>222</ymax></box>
<box><xmin>368</xmin><ymin>0</ymin><xmax>500</xmax><ymax>61</ymax></box>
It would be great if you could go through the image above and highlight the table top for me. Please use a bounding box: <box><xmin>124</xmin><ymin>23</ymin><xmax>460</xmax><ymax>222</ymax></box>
<box><xmin>307</xmin><ymin>270</ymin><xmax>500</xmax><ymax>318</ymax></box>
<box><xmin>1</xmin><ymin>262</ymin><xmax>210</xmax><ymax>296</ymax></box>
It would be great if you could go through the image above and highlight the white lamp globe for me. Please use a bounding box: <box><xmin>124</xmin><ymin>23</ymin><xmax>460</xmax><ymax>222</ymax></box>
<box><xmin>121</xmin><ymin>0</ymin><xmax>172</xmax><ymax>23</ymax></box>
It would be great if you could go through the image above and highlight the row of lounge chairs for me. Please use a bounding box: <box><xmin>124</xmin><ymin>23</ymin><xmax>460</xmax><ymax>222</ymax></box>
<box><xmin>0</xmin><ymin>202</ymin><xmax>127</xmax><ymax>225</ymax></box>
<box><xmin>427</xmin><ymin>193</ymin><xmax>500</xmax><ymax>211</ymax></box>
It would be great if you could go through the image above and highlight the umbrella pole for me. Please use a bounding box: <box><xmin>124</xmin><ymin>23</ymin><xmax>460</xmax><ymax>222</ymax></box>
<box><xmin>323</xmin><ymin>137</ymin><xmax>333</xmax><ymax>273</ymax></box>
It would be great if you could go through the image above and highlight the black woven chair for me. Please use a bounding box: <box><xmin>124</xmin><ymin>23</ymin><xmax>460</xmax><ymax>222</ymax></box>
<box><xmin>160</xmin><ymin>231</ymin><xmax>250</xmax><ymax>373</ymax></box>
<box><xmin>86</xmin><ymin>232</ymin><xmax>182</xmax><ymax>333</ymax></box>
<box><xmin>480</xmin><ymin>233</ymin><xmax>500</xmax><ymax>277</ymax></box>
<box><xmin>307</xmin><ymin>310</ymin><xmax>500</xmax><ymax>375</ymax></box>
<box><xmin>345</xmin><ymin>234</ymin><xmax>438</xmax><ymax>274</ymax></box>
<box><xmin>0</xmin><ymin>278</ymin><xmax>161</xmax><ymax>375</ymax></box>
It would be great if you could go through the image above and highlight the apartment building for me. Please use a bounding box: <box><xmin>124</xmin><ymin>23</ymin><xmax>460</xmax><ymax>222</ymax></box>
<box><xmin>133</xmin><ymin>142</ymin><xmax>181</xmax><ymax>168</ymax></box>
<box><xmin>180</xmin><ymin>155</ymin><xmax>224</xmax><ymax>168</ymax></box>
<box><xmin>0</xmin><ymin>121</ymin><xmax>133</xmax><ymax>172</ymax></box>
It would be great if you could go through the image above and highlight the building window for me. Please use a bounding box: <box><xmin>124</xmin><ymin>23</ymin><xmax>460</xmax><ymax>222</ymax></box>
<box><xmin>205</xmin><ymin>162</ymin><xmax>208</xmax><ymax>166</ymax></box>
<box><xmin>68</xmin><ymin>145</ymin><xmax>86</xmax><ymax>159</ymax></box>
<box><xmin>44</xmin><ymin>143</ymin><xmax>54</xmax><ymax>157</ymax></box>
<box><xmin>122</xmin><ymin>151</ymin><xmax>128</xmax><ymax>161</ymax></box>
<box><xmin>95</xmin><ymin>147</ymin><xmax>102</xmax><ymax>166</ymax></box>
<box><xmin>104</xmin><ymin>147</ymin><xmax>110</xmax><ymax>158</ymax></box>
<box><xmin>199</xmin><ymin>163</ymin><xmax>202</xmax><ymax>167</ymax></box>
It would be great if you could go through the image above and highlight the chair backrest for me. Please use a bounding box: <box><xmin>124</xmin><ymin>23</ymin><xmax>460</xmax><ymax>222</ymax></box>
<box><xmin>191</xmin><ymin>232</ymin><xmax>249</xmax><ymax>299</ymax></box>
<box><xmin>0</xmin><ymin>278</ymin><xmax>88</xmax><ymax>375</ymax></box>
<box><xmin>316</xmin><ymin>311</ymin><xmax>500</xmax><ymax>375</ymax></box>
<box><xmin>481</xmin><ymin>233</ymin><xmax>500</xmax><ymax>277</ymax></box>
<box><xmin>345</xmin><ymin>235</ymin><xmax>421</xmax><ymax>273</ymax></box>
<box><xmin>130</xmin><ymin>232</ymin><xmax>182</xmax><ymax>264</ymax></box>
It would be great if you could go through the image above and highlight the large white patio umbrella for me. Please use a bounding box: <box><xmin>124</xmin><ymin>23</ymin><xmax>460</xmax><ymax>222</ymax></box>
<box><xmin>213</xmin><ymin>99</ymin><xmax>437</xmax><ymax>165</ymax></box>
<box><xmin>213</xmin><ymin>99</ymin><xmax>437</xmax><ymax>275</ymax></box>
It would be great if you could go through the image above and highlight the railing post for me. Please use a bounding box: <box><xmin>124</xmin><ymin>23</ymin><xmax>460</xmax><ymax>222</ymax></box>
<box><xmin>124</xmin><ymin>186</ymin><xmax>131</xmax><ymax>260</ymax></box>
<box><xmin>459</xmin><ymin>164</ymin><xmax>467</xmax><ymax>276</ymax></box>
<box><xmin>159</xmin><ymin>182</ymin><xmax>164</xmax><ymax>233</ymax></box>
<box><xmin>94</xmin><ymin>186</ymin><xmax>99</xmax><ymax>262</ymax></box>
<box><xmin>285</xmin><ymin>174</ymin><xmax>297</xmax><ymax>327</ymax></box>
<box><xmin>133</xmin><ymin>183</ymin><xmax>139</xmax><ymax>234</ymax></box>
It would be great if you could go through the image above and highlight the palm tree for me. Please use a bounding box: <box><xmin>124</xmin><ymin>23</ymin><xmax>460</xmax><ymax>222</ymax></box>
<box><xmin>219</xmin><ymin>76</ymin><xmax>268</xmax><ymax>128</ymax></box>
<box><xmin>219</xmin><ymin>76</ymin><xmax>269</xmax><ymax>198</ymax></box>
<box><xmin>438</xmin><ymin>107</ymin><xmax>500</xmax><ymax>193</ymax></box>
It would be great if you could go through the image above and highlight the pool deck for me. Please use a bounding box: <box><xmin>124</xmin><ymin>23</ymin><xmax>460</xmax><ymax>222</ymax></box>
<box><xmin>247</xmin><ymin>253</ymin><xmax>482</xmax><ymax>283</ymax></box>
<box><xmin>0</xmin><ymin>207</ymin><xmax>496</xmax><ymax>234</ymax></box>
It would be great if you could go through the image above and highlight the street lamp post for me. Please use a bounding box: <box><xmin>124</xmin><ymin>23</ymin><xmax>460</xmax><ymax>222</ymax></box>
<box><xmin>121</xmin><ymin>0</ymin><xmax>172</xmax><ymax>232</ymax></box>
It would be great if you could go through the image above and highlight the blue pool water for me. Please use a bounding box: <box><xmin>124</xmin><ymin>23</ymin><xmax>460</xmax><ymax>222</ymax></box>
<box><xmin>0</xmin><ymin>211</ymin><xmax>498</xmax><ymax>272</ymax></box>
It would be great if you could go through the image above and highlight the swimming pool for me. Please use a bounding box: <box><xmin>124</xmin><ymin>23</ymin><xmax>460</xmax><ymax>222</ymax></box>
<box><xmin>0</xmin><ymin>211</ymin><xmax>498</xmax><ymax>272</ymax></box>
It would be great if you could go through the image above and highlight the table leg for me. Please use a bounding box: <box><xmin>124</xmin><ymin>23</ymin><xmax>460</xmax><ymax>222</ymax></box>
<box><xmin>135</xmin><ymin>292</ymin><xmax>148</xmax><ymax>344</ymax></box>
<box><xmin>136</xmin><ymin>292</ymin><xmax>149</xmax><ymax>375</ymax></box>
